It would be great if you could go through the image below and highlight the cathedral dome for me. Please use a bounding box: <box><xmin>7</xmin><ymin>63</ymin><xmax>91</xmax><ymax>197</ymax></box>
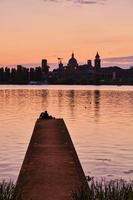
<box><xmin>68</xmin><ymin>53</ymin><xmax>78</xmax><ymax>67</ymax></box>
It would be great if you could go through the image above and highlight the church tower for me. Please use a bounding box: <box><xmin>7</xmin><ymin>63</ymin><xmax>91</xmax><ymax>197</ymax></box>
<box><xmin>94</xmin><ymin>52</ymin><xmax>101</xmax><ymax>70</ymax></box>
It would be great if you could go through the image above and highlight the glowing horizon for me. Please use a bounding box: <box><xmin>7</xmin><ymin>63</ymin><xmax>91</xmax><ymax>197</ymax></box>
<box><xmin>0</xmin><ymin>0</ymin><xmax>133</xmax><ymax>67</ymax></box>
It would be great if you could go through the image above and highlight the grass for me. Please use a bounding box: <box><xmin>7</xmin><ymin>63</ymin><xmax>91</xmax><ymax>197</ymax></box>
<box><xmin>0</xmin><ymin>181</ymin><xmax>15</xmax><ymax>200</ymax></box>
<box><xmin>72</xmin><ymin>179</ymin><xmax>133</xmax><ymax>200</ymax></box>
<box><xmin>0</xmin><ymin>179</ymin><xmax>133</xmax><ymax>200</ymax></box>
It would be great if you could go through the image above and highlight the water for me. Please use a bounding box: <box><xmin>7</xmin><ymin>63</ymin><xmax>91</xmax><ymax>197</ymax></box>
<box><xmin>0</xmin><ymin>85</ymin><xmax>133</xmax><ymax>181</ymax></box>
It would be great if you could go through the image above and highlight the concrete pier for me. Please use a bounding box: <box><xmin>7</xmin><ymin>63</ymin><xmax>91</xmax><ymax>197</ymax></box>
<box><xmin>14</xmin><ymin>119</ymin><xmax>88</xmax><ymax>200</ymax></box>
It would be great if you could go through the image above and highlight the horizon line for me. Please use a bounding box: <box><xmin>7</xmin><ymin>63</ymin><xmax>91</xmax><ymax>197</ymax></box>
<box><xmin>0</xmin><ymin>55</ymin><xmax>133</xmax><ymax>68</ymax></box>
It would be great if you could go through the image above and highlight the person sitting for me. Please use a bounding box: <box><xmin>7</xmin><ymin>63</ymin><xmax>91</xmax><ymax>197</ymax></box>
<box><xmin>39</xmin><ymin>111</ymin><xmax>55</xmax><ymax>120</ymax></box>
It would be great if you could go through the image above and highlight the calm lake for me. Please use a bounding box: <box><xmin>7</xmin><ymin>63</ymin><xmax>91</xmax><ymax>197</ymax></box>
<box><xmin>0</xmin><ymin>85</ymin><xmax>133</xmax><ymax>181</ymax></box>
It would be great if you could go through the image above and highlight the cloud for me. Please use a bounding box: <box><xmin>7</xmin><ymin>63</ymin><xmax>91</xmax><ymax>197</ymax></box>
<box><xmin>42</xmin><ymin>0</ymin><xmax>107</xmax><ymax>5</ymax></box>
<box><xmin>103</xmin><ymin>56</ymin><xmax>133</xmax><ymax>68</ymax></box>
<box><xmin>103</xmin><ymin>56</ymin><xmax>133</xmax><ymax>63</ymax></box>
<box><xmin>75</xmin><ymin>0</ymin><xmax>106</xmax><ymax>4</ymax></box>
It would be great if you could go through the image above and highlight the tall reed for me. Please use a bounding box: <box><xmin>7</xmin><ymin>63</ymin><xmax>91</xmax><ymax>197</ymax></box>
<box><xmin>72</xmin><ymin>179</ymin><xmax>133</xmax><ymax>200</ymax></box>
<box><xmin>0</xmin><ymin>180</ymin><xmax>15</xmax><ymax>200</ymax></box>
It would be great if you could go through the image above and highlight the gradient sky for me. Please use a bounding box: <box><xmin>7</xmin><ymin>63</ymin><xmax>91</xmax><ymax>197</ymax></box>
<box><xmin>0</xmin><ymin>0</ymin><xmax>133</xmax><ymax>67</ymax></box>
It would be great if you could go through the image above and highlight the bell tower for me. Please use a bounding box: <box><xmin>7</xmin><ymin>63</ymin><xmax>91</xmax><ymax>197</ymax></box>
<box><xmin>94</xmin><ymin>52</ymin><xmax>101</xmax><ymax>70</ymax></box>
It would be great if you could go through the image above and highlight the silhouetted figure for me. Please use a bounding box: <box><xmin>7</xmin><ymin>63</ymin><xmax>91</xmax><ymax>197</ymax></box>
<box><xmin>39</xmin><ymin>111</ymin><xmax>55</xmax><ymax>120</ymax></box>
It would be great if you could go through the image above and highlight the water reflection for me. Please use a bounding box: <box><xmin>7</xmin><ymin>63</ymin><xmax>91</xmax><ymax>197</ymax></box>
<box><xmin>94</xmin><ymin>90</ymin><xmax>100</xmax><ymax>122</ymax></box>
<box><xmin>67</xmin><ymin>90</ymin><xmax>75</xmax><ymax>118</ymax></box>
<box><xmin>0</xmin><ymin>86</ymin><xmax>133</xmax><ymax>181</ymax></box>
<box><xmin>57</xmin><ymin>90</ymin><xmax>64</xmax><ymax>114</ymax></box>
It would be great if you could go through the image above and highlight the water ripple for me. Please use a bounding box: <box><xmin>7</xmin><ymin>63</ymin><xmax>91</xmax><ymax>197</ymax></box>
<box><xmin>0</xmin><ymin>85</ymin><xmax>133</xmax><ymax>181</ymax></box>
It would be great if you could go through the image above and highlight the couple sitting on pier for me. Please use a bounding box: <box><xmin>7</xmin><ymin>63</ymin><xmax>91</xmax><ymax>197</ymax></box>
<box><xmin>39</xmin><ymin>111</ymin><xmax>55</xmax><ymax>120</ymax></box>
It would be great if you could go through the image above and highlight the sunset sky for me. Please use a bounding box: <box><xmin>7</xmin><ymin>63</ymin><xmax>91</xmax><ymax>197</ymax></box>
<box><xmin>0</xmin><ymin>0</ymin><xmax>133</xmax><ymax>67</ymax></box>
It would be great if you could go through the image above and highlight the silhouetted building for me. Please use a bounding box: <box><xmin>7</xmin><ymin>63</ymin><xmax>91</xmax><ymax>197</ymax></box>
<box><xmin>58</xmin><ymin>60</ymin><xmax>64</xmax><ymax>71</ymax></box>
<box><xmin>87</xmin><ymin>60</ymin><xmax>92</xmax><ymax>68</ymax></box>
<box><xmin>35</xmin><ymin>67</ymin><xmax>43</xmax><ymax>81</ymax></box>
<box><xmin>42</xmin><ymin>59</ymin><xmax>49</xmax><ymax>75</ymax></box>
<box><xmin>67</xmin><ymin>53</ymin><xmax>78</xmax><ymax>71</ymax></box>
<box><xmin>4</xmin><ymin>67</ymin><xmax>10</xmax><ymax>82</ymax></box>
<box><xmin>95</xmin><ymin>52</ymin><xmax>101</xmax><ymax>70</ymax></box>
<box><xmin>16</xmin><ymin>65</ymin><xmax>29</xmax><ymax>84</ymax></box>
<box><xmin>29</xmin><ymin>68</ymin><xmax>35</xmax><ymax>81</ymax></box>
<box><xmin>0</xmin><ymin>67</ymin><xmax>4</xmax><ymax>83</ymax></box>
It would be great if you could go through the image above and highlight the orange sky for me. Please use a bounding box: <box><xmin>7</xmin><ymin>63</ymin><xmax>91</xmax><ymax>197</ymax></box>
<box><xmin>0</xmin><ymin>0</ymin><xmax>133</xmax><ymax>66</ymax></box>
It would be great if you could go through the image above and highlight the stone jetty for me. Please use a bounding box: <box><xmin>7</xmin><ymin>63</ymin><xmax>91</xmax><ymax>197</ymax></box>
<box><xmin>14</xmin><ymin>118</ymin><xmax>88</xmax><ymax>200</ymax></box>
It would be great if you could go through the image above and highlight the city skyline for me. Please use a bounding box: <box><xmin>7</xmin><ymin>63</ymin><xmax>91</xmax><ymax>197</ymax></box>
<box><xmin>1</xmin><ymin>53</ymin><xmax>133</xmax><ymax>69</ymax></box>
<box><xmin>0</xmin><ymin>0</ymin><xmax>133</xmax><ymax>67</ymax></box>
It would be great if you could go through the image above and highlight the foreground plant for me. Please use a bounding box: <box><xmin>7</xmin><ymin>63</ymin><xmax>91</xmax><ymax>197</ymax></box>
<box><xmin>72</xmin><ymin>179</ymin><xmax>133</xmax><ymax>200</ymax></box>
<box><xmin>1</xmin><ymin>179</ymin><xmax>133</xmax><ymax>200</ymax></box>
<box><xmin>0</xmin><ymin>180</ymin><xmax>15</xmax><ymax>200</ymax></box>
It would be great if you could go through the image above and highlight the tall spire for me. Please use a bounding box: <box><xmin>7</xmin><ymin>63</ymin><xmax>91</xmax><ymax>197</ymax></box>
<box><xmin>72</xmin><ymin>52</ymin><xmax>74</xmax><ymax>58</ymax></box>
<box><xmin>96</xmin><ymin>52</ymin><xmax>100</xmax><ymax>59</ymax></box>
